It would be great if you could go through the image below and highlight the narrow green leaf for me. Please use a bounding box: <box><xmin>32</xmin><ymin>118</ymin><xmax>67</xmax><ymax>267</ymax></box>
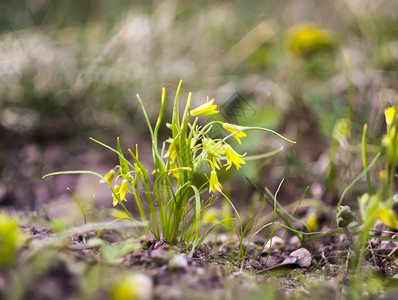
<box><xmin>117</xmin><ymin>137</ymin><xmax>130</xmax><ymax>175</ymax></box>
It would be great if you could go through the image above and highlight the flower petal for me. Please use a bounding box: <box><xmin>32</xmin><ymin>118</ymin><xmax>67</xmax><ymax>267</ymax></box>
<box><xmin>209</xmin><ymin>170</ymin><xmax>222</xmax><ymax>193</ymax></box>
<box><xmin>223</xmin><ymin>123</ymin><xmax>247</xmax><ymax>144</ymax></box>
<box><xmin>191</xmin><ymin>97</ymin><xmax>219</xmax><ymax>116</ymax></box>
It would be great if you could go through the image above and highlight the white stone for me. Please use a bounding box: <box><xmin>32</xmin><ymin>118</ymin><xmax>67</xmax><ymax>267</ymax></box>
<box><xmin>262</xmin><ymin>236</ymin><xmax>285</xmax><ymax>253</ymax></box>
<box><xmin>289</xmin><ymin>248</ymin><xmax>312</xmax><ymax>268</ymax></box>
<box><xmin>169</xmin><ymin>254</ymin><xmax>188</xmax><ymax>270</ymax></box>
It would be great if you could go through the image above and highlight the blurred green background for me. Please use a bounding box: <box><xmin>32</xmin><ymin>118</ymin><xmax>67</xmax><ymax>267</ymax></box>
<box><xmin>0</xmin><ymin>0</ymin><xmax>397</xmax><ymax>218</ymax></box>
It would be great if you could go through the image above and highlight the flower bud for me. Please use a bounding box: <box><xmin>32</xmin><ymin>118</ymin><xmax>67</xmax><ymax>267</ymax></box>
<box><xmin>336</xmin><ymin>205</ymin><xmax>355</xmax><ymax>227</ymax></box>
<box><xmin>100</xmin><ymin>169</ymin><xmax>115</xmax><ymax>184</ymax></box>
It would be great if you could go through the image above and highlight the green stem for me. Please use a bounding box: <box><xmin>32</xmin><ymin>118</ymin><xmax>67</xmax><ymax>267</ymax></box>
<box><xmin>356</xmin><ymin>225</ymin><xmax>370</xmax><ymax>275</ymax></box>
<box><xmin>362</xmin><ymin>124</ymin><xmax>373</xmax><ymax>194</ymax></box>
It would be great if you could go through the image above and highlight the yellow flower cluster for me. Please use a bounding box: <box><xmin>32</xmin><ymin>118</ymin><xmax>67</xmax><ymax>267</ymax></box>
<box><xmin>201</xmin><ymin>137</ymin><xmax>246</xmax><ymax>193</ymax></box>
<box><xmin>190</xmin><ymin>98</ymin><xmax>248</xmax><ymax>193</ymax></box>
<box><xmin>104</xmin><ymin>94</ymin><xmax>251</xmax><ymax>207</ymax></box>
<box><xmin>100</xmin><ymin>169</ymin><xmax>130</xmax><ymax>207</ymax></box>
<box><xmin>175</xmin><ymin>96</ymin><xmax>248</xmax><ymax>194</ymax></box>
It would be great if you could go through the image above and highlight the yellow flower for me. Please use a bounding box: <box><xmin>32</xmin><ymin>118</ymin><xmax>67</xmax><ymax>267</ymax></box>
<box><xmin>286</xmin><ymin>24</ymin><xmax>337</xmax><ymax>57</ymax></box>
<box><xmin>112</xmin><ymin>185</ymin><xmax>120</xmax><ymax>206</ymax></box>
<box><xmin>109</xmin><ymin>209</ymin><xmax>130</xmax><ymax>220</ymax></box>
<box><xmin>111</xmin><ymin>274</ymin><xmax>153</xmax><ymax>300</ymax></box>
<box><xmin>203</xmin><ymin>138</ymin><xmax>225</xmax><ymax>156</ymax></box>
<box><xmin>385</xmin><ymin>106</ymin><xmax>396</xmax><ymax>126</ymax></box>
<box><xmin>382</xmin><ymin>134</ymin><xmax>389</xmax><ymax>147</ymax></box>
<box><xmin>203</xmin><ymin>138</ymin><xmax>224</xmax><ymax>170</ymax></box>
<box><xmin>211</xmin><ymin>142</ymin><xmax>225</xmax><ymax>156</ymax></box>
<box><xmin>100</xmin><ymin>169</ymin><xmax>115</xmax><ymax>184</ymax></box>
<box><xmin>202</xmin><ymin>208</ymin><xmax>219</xmax><ymax>224</ymax></box>
<box><xmin>332</xmin><ymin>119</ymin><xmax>351</xmax><ymax>141</ymax></box>
<box><xmin>168</xmin><ymin>161</ymin><xmax>179</xmax><ymax>179</ymax></box>
<box><xmin>165</xmin><ymin>138</ymin><xmax>177</xmax><ymax>161</ymax></box>
<box><xmin>224</xmin><ymin>145</ymin><xmax>246</xmax><ymax>170</ymax></box>
<box><xmin>0</xmin><ymin>213</ymin><xmax>25</xmax><ymax>267</ymax></box>
<box><xmin>119</xmin><ymin>179</ymin><xmax>129</xmax><ymax>201</ymax></box>
<box><xmin>222</xmin><ymin>123</ymin><xmax>247</xmax><ymax>144</ymax></box>
<box><xmin>307</xmin><ymin>213</ymin><xmax>319</xmax><ymax>231</ymax></box>
<box><xmin>208</xmin><ymin>155</ymin><xmax>222</xmax><ymax>170</ymax></box>
<box><xmin>377</xmin><ymin>208</ymin><xmax>398</xmax><ymax>229</ymax></box>
<box><xmin>209</xmin><ymin>170</ymin><xmax>222</xmax><ymax>193</ymax></box>
<box><xmin>191</xmin><ymin>96</ymin><xmax>218</xmax><ymax>116</ymax></box>
<box><xmin>112</xmin><ymin>180</ymin><xmax>129</xmax><ymax>206</ymax></box>
<box><xmin>379</xmin><ymin>170</ymin><xmax>387</xmax><ymax>181</ymax></box>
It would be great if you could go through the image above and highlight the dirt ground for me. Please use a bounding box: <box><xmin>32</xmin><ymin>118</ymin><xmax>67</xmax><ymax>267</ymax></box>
<box><xmin>1</xmin><ymin>207</ymin><xmax>398</xmax><ymax>300</ymax></box>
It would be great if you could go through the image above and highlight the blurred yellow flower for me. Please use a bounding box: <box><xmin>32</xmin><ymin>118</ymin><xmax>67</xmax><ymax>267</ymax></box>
<box><xmin>377</xmin><ymin>208</ymin><xmax>398</xmax><ymax>229</ymax></box>
<box><xmin>109</xmin><ymin>209</ymin><xmax>130</xmax><ymax>220</ymax></box>
<box><xmin>0</xmin><ymin>213</ymin><xmax>25</xmax><ymax>267</ymax></box>
<box><xmin>382</xmin><ymin>134</ymin><xmax>389</xmax><ymax>147</ymax></box>
<box><xmin>112</xmin><ymin>185</ymin><xmax>120</xmax><ymax>206</ymax></box>
<box><xmin>224</xmin><ymin>145</ymin><xmax>246</xmax><ymax>170</ymax></box>
<box><xmin>307</xmin><ymin>213</ymin><xmax>319</xmax><ymax>231</ymax></box>
<box><xmin>191</xmin><ymin>97</ymin><xmax>218</xmax><ymax>116</ymax></box>
<box><xmin>286</xmin><ymin>24</ymin><xmax>337</xmax><ymax>57</ymax></box>
<box><xmin>209</xmin><ymin>170</ymin><xmax>222</xmax><ymax>193</ymax></box>
<box><xmin>111</xmin><ymin>274</ymin><xmax>153</xmax><ymax>300</ymax></box>
<box><xmin>332</xmin><ymin>119</ymin><xmax>351</xmax><ymax>141</ymax></box>
<box><xmin>222</xmin><ymin>123</ymin><xmax>247</xmax><ymax>144</ymax></box>
<box><xmin>100</xmin><ymin>169</ymin><xmax>115</xmax><ymax>184</ymax></box>
<box><xmin>379</xmin><ymin>170</ymin><xmax>388</xmax><ymax>181</ymax></box>
<box><xmin>168</xmin><ymin>161</ymin><xmax>179</xmax><ymax>179</ymax></box>
<box><xmin>202</xmin><ymin>208</ymin><xmax>219</xmax><ymax>224</ymax></box>
<box><xmin>385</xmin><ymin>106</ymin><xmax>396</xmax><ymax>126</ymax></box>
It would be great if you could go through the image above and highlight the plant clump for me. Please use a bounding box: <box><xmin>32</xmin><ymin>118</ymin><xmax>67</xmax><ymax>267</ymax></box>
<box><xmin>44</xmin><ymin>81</ymin><xmax>294</xmax><ymax>251</ymax></box>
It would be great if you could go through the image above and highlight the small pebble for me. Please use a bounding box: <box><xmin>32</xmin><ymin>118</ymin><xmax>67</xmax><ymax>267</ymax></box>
<box><xmin>169</xmin><ymin>254</ymin><xmax>188</xmax><ymax>270</ymax></box>
<box><xmin>218</xmin><ymin>234</ymin><xmax>229</xmax><ymax>244</ymax></box>
<box><xmin>231</xmin><ymin>271</ymin><xmax>241</xmax><ymax>277</ymax></box>
<box><xmin>289</xmin><ymin>248</ymin><xmax>312</xmax><ymax>268</ymax></box>
<box><xmin>133</xmin><ymin>274</ymin><xmax>153</xmax><ymax>300</ymax></box>
<box><xmin>195</xmin><ymin>267</ymin><xmax>205</xmax><ymax>276</ymax></box>
<box><xmin>154</xmin><ymin>240</ymin><xmax>167</xmax><ymax>249</ymax></box>
<box><xmin>289</xmin><ymin>236</ymin><xmax>300</xmax><ymax>245</ymax></box>
<box><xmin>155</xmin><ymin>285</ymin><xmax>181</xmax><ymax>299</ymax></box>
<box><xmin>150</xmin><ymin>248</ymin><xmax>169</xmax><ymax>262</ymax></box>
<box><xmin>379</xmin><ymin>239</ymin><xmax>398</xmax><ymax>250</ymax></box>
<box><xmin>262</xmin><ymin>236</ymin><xmax>285</xmax><ymax>253</ymax></box>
